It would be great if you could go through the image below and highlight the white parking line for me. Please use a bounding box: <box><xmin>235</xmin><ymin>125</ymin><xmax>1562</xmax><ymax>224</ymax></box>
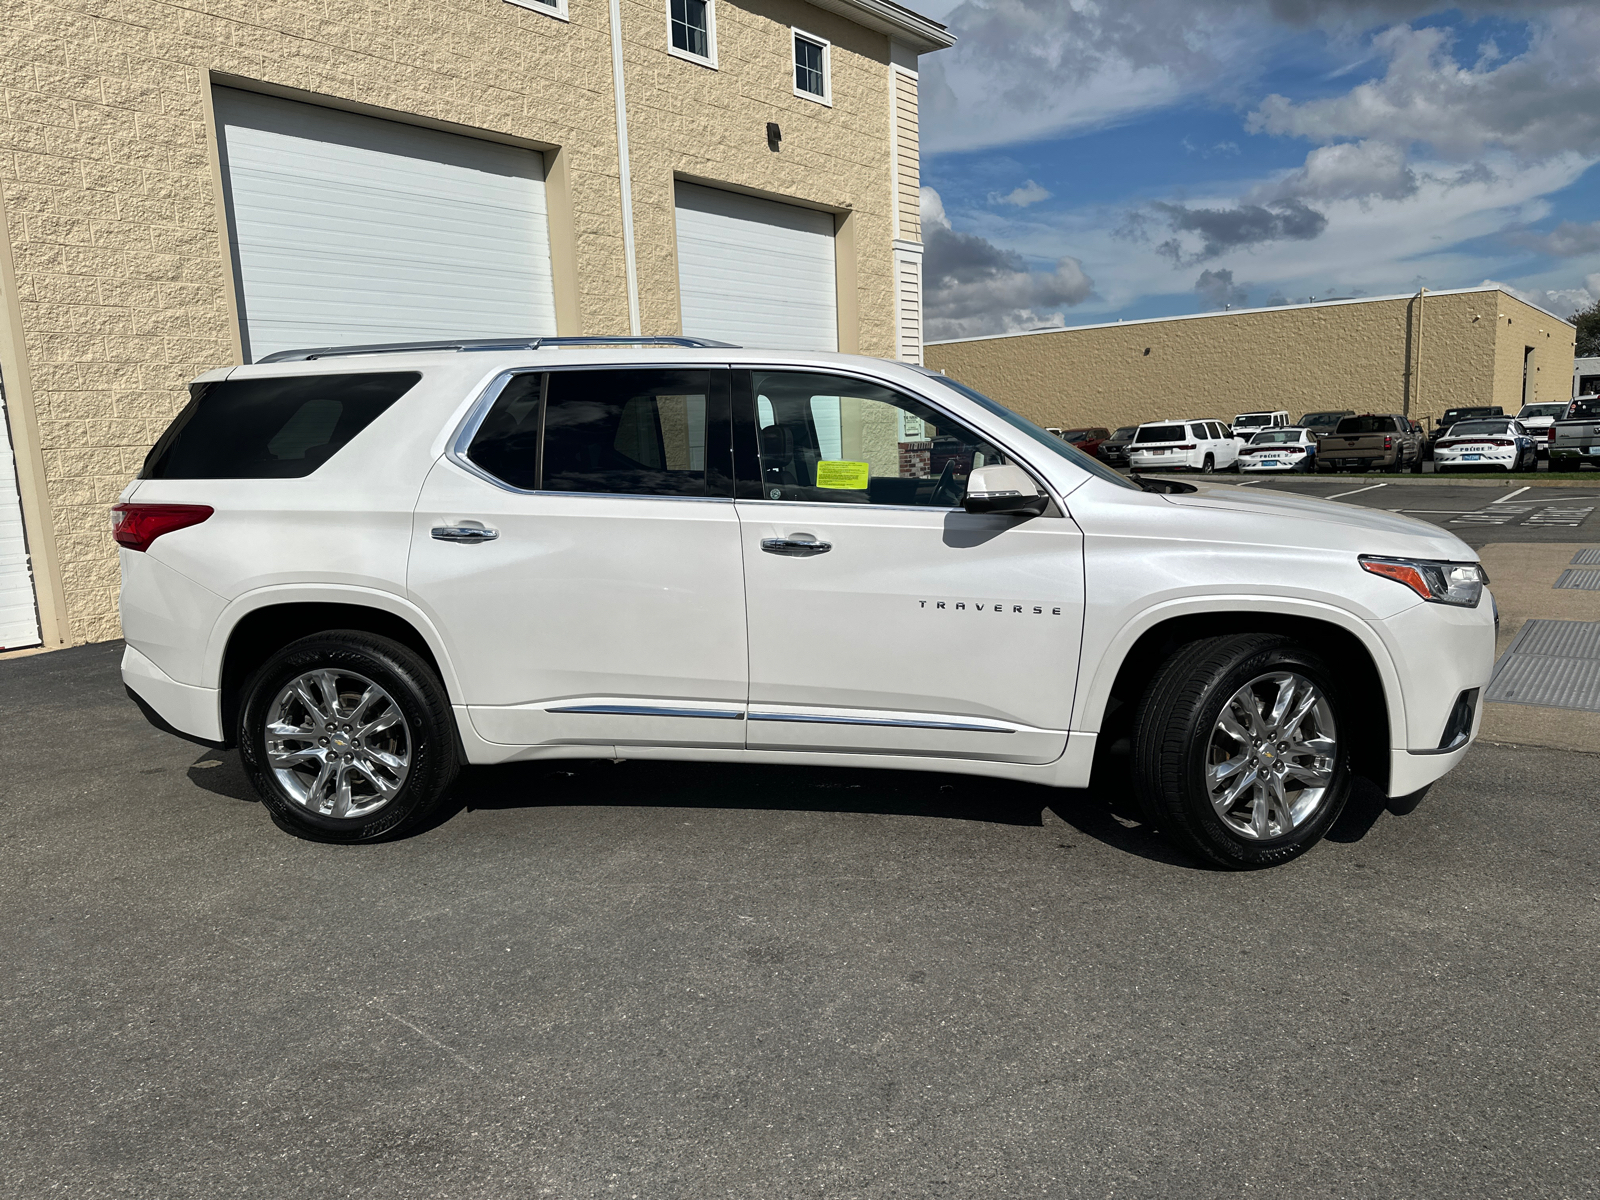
<box><xmin>1491</xmin><ymin>486</ymin><xmax>1531</xmax><ymax>504</ymax></box>
<box><xmin>1326</xmin><ymin>483</ymin><xmax>1388</xmax><ymax>499</ymax></box>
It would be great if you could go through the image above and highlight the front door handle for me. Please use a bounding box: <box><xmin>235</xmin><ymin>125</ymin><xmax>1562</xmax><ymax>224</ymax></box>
<box><xmin>432</xmin><ymin>525</ymin><xmax>499</xmax><ymax>543</ymax></box>
<box><xmin>761</xmin><ymin>537</ymin><xmax>831</xmax><ymax>557</ymax></box>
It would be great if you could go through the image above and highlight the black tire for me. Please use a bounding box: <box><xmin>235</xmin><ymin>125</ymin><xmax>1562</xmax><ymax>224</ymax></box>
<box><xmin>1131</xmin><ymin>633</ymin><xmax>1352</xmax><ymax>869</ymax></box>
<box><xmin>1410</xmin><ymin>453</ymin><xmax>1424</xmax><ymax>474</ymax></box>
<box><xmin>239</xmin><ymin>631</ymin><xmax>460</xmax><ymax>843</ymax></box>
<box><xmin>1201</xmin><ymin>454</ymin><xmax>1215</xmax><ymax>475</ymax></box>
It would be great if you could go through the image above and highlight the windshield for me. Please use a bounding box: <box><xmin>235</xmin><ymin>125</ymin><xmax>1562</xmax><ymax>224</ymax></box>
<box><xmin>1519</xmin><ymin>404</ymin><xmax>1565</xmax><ymax>419</ymax></box>
<box><xmin>915</xmin><ymin>371</ymin><xmax>1142</xmax><ymax>491</ymax></box>
<box><xmin>1334</xmin><ymin>416</ymin><xmax>1395</xmax><ymax>434</ymax></box>
<box><xmin>1448</xmin><ymin>421</ymin><xmax>1511</xmax><ymax>437</ymax></box>
<box><xmin>1249</xmin><ymin>429</ymin><xmax>1302</xmax><ymax>444</ymax></box>
<box><xmin>1057</xmin><ymin>429</ymin><xmax>1090</xmax><ymax>440</ymax></box>
<box><xmin>1233</xmin><ymin>414</ymin><xmax>1271</xmax><ymax>427</ymax></box>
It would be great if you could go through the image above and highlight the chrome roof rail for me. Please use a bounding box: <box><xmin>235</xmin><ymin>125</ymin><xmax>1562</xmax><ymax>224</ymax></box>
<box><xmin>255</xmin><ymin>335</ymin><xmax>741</xmax><ymax>363</ymax></box>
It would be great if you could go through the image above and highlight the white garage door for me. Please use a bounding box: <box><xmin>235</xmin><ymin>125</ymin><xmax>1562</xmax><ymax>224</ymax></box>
<box><xmin>214</xmin><ymin>88</ymin><xmax>558</xmax><ymax>362</ymax></box>
<box><xmin>0</xmin><ymin>384</ymin><xmax>41</xmax><ymax>652</ymax></box>
<box><xmin>675</xmin><ymin>183</ymin><xmax>838</xmax><ymax>351</ymax></box>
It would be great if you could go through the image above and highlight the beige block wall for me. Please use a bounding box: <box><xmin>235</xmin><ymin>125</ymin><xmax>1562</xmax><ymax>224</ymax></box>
<box><xmin>622</xmin><ymin>0</ymin><xmax>895</xmax><ymax>354</ymax></box>
<box><xmin>925</xmin><ymin>289</ymin><xmax>1575</xmax><ymax>436</ymax></box>
<box><xmin>1492</xmin><ymin>292</ymin><xmax>1578</xmax><ymax>410</ymax></box>
<box><xmin>0</xmin><ymin>0</ymin><xmax>903</xmax><ymax>644</ymax></box>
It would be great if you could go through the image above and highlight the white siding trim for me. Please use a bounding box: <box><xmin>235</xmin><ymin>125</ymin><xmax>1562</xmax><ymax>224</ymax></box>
<box><xmin>0</xmin><ymin>376</ymin><xmax>41</xmax><ymax>651</ymax></box>
<box><xmin>609</xmin><ymin>0</ymin><xmax>643</xmax><ymax>332</ymax></box>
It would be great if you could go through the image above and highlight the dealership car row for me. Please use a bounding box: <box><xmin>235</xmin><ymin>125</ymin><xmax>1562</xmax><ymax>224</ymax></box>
<box><xmin>1055</xmin><ymin>397</ymin><xmax>1599</xmax><ymax>474</ymax></box>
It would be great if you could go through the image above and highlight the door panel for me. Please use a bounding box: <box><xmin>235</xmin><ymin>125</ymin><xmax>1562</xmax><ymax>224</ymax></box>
<box><xmin>732</xmin><ymin>368</ymin><xmax>1083</xmax><ymax>765</ymax></box>
<box><xmin>737</xmin><ymin>503</ymin><xmax>1081</xmax><ymax>762</ymax></box>
<box><xmin>407</xmin><ymin>367</ymin><xmax>746</xmax><ymax>749</ymax></box>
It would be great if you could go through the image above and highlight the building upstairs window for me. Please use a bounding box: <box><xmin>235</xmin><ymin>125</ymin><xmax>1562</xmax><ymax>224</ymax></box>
<box><xmin>505</xmin><ymin>0</ymin><xmax>569</xmax><ymax>21</ymax></box>
<box><xmin>669</xmin><ymin>0</ymin><xmax>715</xmax><ymax>65</ymax></box>
<box><xmin>793</xmin><ymin>30</ymin><xmax>831</xmax><ymax>104</ymax></box>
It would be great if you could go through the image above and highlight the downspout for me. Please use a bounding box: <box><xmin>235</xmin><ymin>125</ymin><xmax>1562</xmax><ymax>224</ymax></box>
<box><xmin>607</xmin><ymin>0</ymin><xmax>643</xmax><ymax>335</ymax></box>
<box><xmin>1410</xmin><ymin>286</ymin><xmax>1426</xmax><ymax>420</ymax></box>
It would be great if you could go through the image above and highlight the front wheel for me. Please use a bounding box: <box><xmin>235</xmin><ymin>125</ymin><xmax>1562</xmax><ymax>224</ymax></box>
<box><xmin>239</xmin><ymin>631</ymin><xmax>460</xmax><ymax>843</ymax></box>
<box><xmin>1131</xmin><ymin>633</ymin><xmax>1351</xmax><ymax>869</ymax></box>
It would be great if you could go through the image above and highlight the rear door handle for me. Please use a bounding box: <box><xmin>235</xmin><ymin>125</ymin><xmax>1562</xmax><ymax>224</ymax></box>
<box><xmin>761</xmin><ymin>537</ymin><xmax>831</xmax><ymax>557</ymax></box>
<box><xmin>432</xmin><ymin>525</ymin><xmax>499</xmax><ymax>543</ymax></box>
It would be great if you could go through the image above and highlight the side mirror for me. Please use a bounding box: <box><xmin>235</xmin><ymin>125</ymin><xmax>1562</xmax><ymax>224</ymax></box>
<box><xmin>962</xmin><ymin>464</ymin><xmax>1048</xmax><ymax>516</ymax></box>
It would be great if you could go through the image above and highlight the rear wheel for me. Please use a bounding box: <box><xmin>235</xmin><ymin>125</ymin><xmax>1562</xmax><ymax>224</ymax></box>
<box><xmin>1201</xmin><ymin>454</ymin><xmax>1215</xmax><ymax>475</ymax></box>
<box><xmin>239</xmin><ymin>631</ymin><xmax>460</xmax><ymax>843</ymax></box>
<box><xmin>1131</xmin><ymin>633</ymin><xmax>1351</xmax><ymax>869</ymax></box>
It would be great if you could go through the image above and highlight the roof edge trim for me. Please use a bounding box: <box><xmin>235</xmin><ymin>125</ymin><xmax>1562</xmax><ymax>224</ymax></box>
<box><xmin>805</xmin><ymin>0</ymin><xmax>954</xmax><ymax>52</ymax></box>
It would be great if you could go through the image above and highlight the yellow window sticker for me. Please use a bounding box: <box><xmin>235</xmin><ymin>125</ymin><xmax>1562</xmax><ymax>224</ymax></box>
<box><xmin>815</xmin><ymin>460</ymin><xmax>870</xmax><ymax>489</ymax></box>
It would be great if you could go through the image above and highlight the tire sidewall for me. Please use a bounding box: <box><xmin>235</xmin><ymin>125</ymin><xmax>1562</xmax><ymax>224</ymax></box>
<box><xmin>1174</xmin><ymin>641</ymin><xmax>1352</xmax><ymax>869</ymax></box>
<box><xmin>239</xmin><ymin>635</ymin><xmax>455</xmax><ymax>843</ymax></box>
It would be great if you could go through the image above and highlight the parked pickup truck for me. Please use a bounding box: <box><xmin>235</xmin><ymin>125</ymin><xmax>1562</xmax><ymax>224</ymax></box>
<box><xmin>1316</xmin><ymin>413</ymin><xmax>1424</xmax><ymax>473</ymax></box>
<box><xmin>1547</xmin><ymin>395</ymin><xmax>1600</xmax><ymax>470</ymax></box>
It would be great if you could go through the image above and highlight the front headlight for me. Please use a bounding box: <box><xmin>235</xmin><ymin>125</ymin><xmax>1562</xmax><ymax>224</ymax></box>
<box><xmin>1359</xmin><ymin>555</ymin><xmax>1489</xmax><ymax>607</ymax></box>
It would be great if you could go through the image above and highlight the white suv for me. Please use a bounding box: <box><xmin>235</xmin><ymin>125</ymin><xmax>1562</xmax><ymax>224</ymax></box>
<box><xmin>1126</xmin><ymin>419</ymin><xmax>1240</xmax><ymax>474</ymax></box>
<box><xmin>117</xmin><ymin>338</ymin><xmax>1494</xmax><ymax>869</ymax></box>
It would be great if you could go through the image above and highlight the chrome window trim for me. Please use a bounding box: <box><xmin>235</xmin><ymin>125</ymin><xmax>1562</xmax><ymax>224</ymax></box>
<box><xmin>747</xmin><ymin>712</ymin><xmax>1014</xmax><ymax>734</ymax></box>
<box><xmin>734</xmin><ymin>498</ymin><xmax>962</xmax><ymax>514</ymax></box>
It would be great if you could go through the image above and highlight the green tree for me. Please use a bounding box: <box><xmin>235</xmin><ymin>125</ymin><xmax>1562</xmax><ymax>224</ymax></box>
<box><xmin>1576</xmin><ymin>299</ymin><xmax>1600</xmax><ymax>357</ymax></box>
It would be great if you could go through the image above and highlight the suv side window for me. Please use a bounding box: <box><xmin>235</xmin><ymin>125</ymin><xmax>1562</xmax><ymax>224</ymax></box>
<box><xmin>467</xmin><ymin>369</ymin><xmax>716</xmax><ymax>497</ymax></box>
<box><xmin>741</xmin><ymin>370</ymin><xmax>1007</xmax><ymax>506</ymax></box>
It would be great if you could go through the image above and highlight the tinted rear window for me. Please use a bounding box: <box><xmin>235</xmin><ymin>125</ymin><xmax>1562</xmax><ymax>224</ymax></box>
<box><xmin>142</xmin><ymin>373</ymin><xmax>419</xmax><ymax>480</ymax></box>
<box><xmin>1568</xmin><ymin>397</ymin><xmax>1600</xmax><ymax>420</ymax></box>
<box><xmin>1233</xmin><ymin>414</ymin><xmax>1271</xmax><ymax>427</ymax></box>
<box><xmin>1334</xmin><ymin>416</ymin><xmax>1396</xmax><ymax>434</ymax></box>
<box><xmin>1136</xmin><ymin>425</ymin><xmax>1187</xmax><ymax>442</ymax></box>
<box><xmin>1448</xmin><ymin>421</ymin><xmax>1511</xmax><ymax>436</ymax></box>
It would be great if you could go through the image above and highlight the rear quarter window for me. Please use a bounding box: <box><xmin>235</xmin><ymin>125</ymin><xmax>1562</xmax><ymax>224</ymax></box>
<box><xmin>142</xmin><ymin>372</ymin><xmax>420</xmax><ymax>480</ymax></box>
<box><xmin>1136</xmin><ymin>425</ymin><xmax>1186</xmax><ymax>442</ymax></box>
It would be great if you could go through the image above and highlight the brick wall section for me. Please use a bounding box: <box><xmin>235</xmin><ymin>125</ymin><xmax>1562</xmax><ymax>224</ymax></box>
<box><xmin>0</xmin><ymin>0</ymin><xmax>903</xmax><ymax>643</ymax></box>
<box><xmin>925</xmin><ymin>289</ymin><xmax>1576</xmax><ymax>436</ymax></box>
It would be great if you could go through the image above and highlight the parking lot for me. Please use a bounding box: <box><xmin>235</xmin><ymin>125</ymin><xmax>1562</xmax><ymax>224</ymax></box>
<box><xmin>6</xmin><ymin>540</ymin><xmax>1600</xmax><ymax>1198</ymax></box>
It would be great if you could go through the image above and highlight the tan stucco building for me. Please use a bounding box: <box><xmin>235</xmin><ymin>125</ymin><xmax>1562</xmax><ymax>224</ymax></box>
<box><xmin>0</xmin><ymin>0</ymin><xmax>951</xmax><ymax>650</ymax></box>
<box><xmin>926</xmin><ymin>286</ymin><xmax>1578</xmax><ymax>439</ymax></box>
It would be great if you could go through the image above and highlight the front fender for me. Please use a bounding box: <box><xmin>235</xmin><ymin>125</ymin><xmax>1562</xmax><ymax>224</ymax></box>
<box><xmin>1072</xmin><ymin>594</ymin><xmax>1409</xmax><ymax>750</ymax></box>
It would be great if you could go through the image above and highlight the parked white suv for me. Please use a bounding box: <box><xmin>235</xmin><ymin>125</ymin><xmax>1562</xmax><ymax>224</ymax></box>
<box><xmin>1231</xmin><ymin>410</ymin><xmax>1291</xmax><ymax>442</ymax></box>
<box><xmin>117</xmin><ymin>338</ymin><xmax>1494</xmax><ymax>868</ymax></box>
<box><xmin>1126</xmin><ymin>419</ymin><xmax>1240</xmax><ymax>474</ymax></box>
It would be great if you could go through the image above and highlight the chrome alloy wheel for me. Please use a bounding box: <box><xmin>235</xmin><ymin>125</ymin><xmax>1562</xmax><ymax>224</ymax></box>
<box><xmin>1205</xmin><ymin>671</ymin><xmax>1337</xmax><ymax>840</ymax></box>
<box><xmin>264</xmin><ymin>669</ymin><xmax>411</xmax><ymax>819</ymax></box>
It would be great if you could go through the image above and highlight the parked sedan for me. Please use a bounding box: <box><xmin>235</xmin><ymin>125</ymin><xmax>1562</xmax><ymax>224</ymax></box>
<box><xmin>1098</xmin><ymin>426</ymin><xmax>1139</xmax><ymax>466</ymax></box>
<box><xmin>1433</xmin><ymin>418</ymin><xmax>1538</xmax><ymax>473</ymax></box>
<box><xmin>1238</xmin><ymin>427</ymin><xmax>1318</xmax><ymax>473</ymax></box>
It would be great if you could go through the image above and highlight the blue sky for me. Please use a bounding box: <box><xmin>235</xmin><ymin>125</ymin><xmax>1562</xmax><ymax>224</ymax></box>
<box><xmin>912</xmin><ymin>2</ymin><xmax>1600</xmax><ymax>340</ymax></box>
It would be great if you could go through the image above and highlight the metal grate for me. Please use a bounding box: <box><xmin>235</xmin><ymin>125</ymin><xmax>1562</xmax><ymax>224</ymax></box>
<box><xmin>1554</xmin><ymin>569</ymin><xmax>1600</xmax><ymax>591</ymax></box>
<box><xmin>1569</xmin><ymin>548</ymin><xmax>1600</xmax><ymax>565</ymax></box>
<box><xmin>1485</xmin><ymin>619</ymin><xmax>1600</xmax><ymax>711</ymax></box>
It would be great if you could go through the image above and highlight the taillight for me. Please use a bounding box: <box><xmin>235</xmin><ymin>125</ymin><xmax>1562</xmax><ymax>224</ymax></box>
<box><xmin>110</xmin><ymin>503</ymin><xmax>213</xmax><ymax>552</ymax></box>
<box><xmin>1287</xmin><ymin>446</ymin><xmax>1305</xmax><ymax>454</ymax></box>
<box><xmin>1435</xmin><ymin>440</ymin><xmax>1457</xmax><ymax>449</ymax></box>
<box><xmin>1175</xmin><ymin>444</ymin><xmax>1197</xmax><ymax>450</ymax></box>
<box><xmin>1384</xmin><ymin>436</ymin><xmax>1393</xmax><ymax>450</ymax></box>
<box><xmin>1548</xmin><ymin>428</ymin><xmax>1557</xmax><ymax>441</ymax></box>
<box><xmin>1487</xmin><ymin>439</ymin><xmax>1512</xmax><ymax>446</ymax></box>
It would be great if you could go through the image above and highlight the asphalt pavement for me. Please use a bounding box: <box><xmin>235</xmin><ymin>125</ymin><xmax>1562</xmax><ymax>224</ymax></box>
<box><xmin>3</xmin><ymin>641</ymin><xmax>1597</xmax><ymax>1199</ymax></box>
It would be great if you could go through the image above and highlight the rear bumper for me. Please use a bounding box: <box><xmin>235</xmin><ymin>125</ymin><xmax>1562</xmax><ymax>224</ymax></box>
<box><xmin>122</xmin><ymin>644</ymin><xmax>223</xmax><ymax>743</ymax></box>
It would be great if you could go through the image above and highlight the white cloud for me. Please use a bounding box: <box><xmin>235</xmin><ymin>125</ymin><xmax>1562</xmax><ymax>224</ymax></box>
<box><xmin>1509</xmin><ymin>221</ymin><xmax>1600</xmax><ymax>258</ymax></box>
<box><xmin>1195</xmin><ymin>268</ymin><xmax>1250</xmax><ymax>309</ymax></box>
<box><xmin>921</xmin><ymin>187</ymin><xmax>1095</xmax><ymax>339</ymax></box>
<box><xmin>1482</xmin><ymin>276</ymin><xmax>1599</xmax><ymax>320</ymax></box>
<box><xmin>1247</xmin><ymin>14</ymin><xmax>1600</xmax><ymax>161</ymax></box>
<box><xmin>1254</xmin><ymin>139</ymin><xmax>1419</xmax><ymax>203</ymax></box>
<box><xmin>990</xmin><ymin>180</ymin><xmax>1053</xmax><ymax>207</ymax></box>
